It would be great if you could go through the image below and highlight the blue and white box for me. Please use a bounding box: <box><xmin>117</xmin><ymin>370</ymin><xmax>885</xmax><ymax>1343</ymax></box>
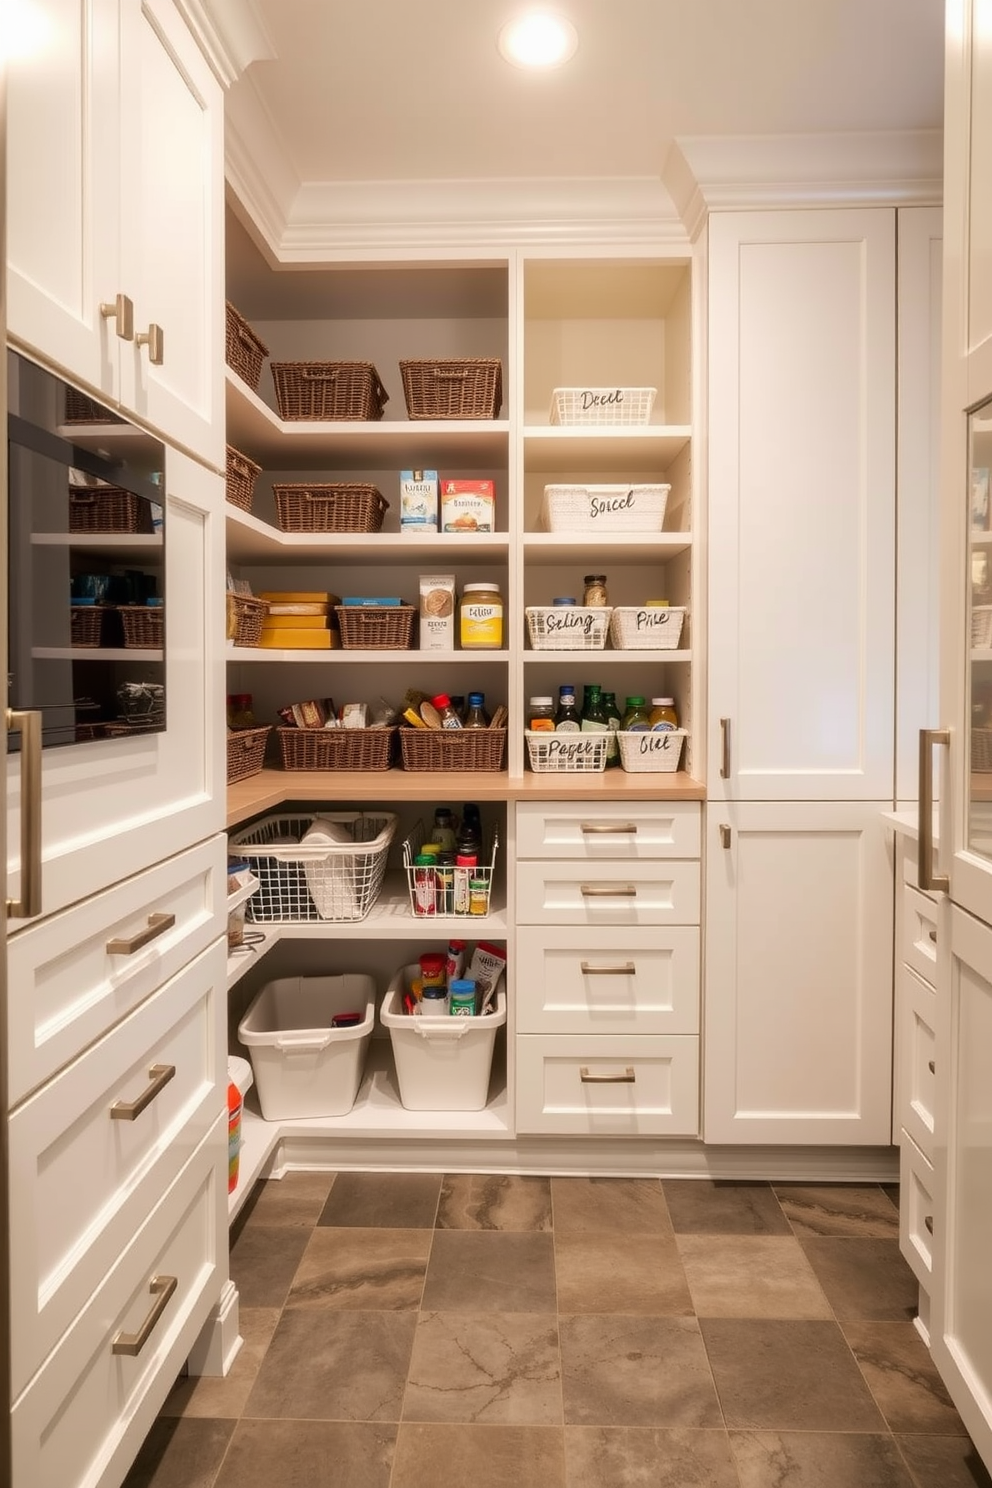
<box><xmin>400</xmin><ymin>469</ymin><xmax>439</xmax><ymax>533</ymax></box>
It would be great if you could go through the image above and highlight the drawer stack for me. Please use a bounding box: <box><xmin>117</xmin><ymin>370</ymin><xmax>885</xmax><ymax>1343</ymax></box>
<box><xmin>514</xmin><ymin>801</ymin><xmax>701</xmax><ymax>1135</ymax></box>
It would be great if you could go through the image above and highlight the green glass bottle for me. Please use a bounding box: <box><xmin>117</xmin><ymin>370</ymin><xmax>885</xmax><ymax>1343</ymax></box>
<box><xmin>581</xmin><ymin>684</ymin><xmax>608</xmax><ymax>733</ymax></box>
<box><xmin>602</xmin><ymin>690</ymin><xmax>621</xmax><ymax>765</ymax></box>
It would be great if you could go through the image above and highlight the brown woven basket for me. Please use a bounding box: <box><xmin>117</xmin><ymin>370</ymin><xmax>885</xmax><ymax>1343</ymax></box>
<box><xmin>225</xmin><ymin>302</ymin><xmax>269</xmax><ymax>391</ymax></box>
<box><xmin>277</xmin><ymin>727</ymin><xmax>397</xmax><ymax>772</ymax></box>
<box><xmin>230</xmin><ymin>594</ymin><xmax>269</xmax><ymax>647</ymax></box>
<box><xmin>225</xmin><ymin>445</ymin><xmax>262</xmax><ymax>513</ymax></box>
<box><xmin>334</xmin><ymin>605</ymin><xmax>415</xmax><ymax>650</ymax></box>
<box><xmin>69</xmin><ymin>484</ymin><xmax>154</xmax><ymax>534</ymax></box>
<box><xmin>64</xmin><ymin>388</ymin><xmax>123</xmax><ymax>425</ymax></box>
<box><xmin>271</xmin><ymin>483</ymin><xmax>388</xmax><ymax>534</ymax></box>
<box><xmin>399</xmin><ymin>728</ymin><xmax>507</xmax><ymax>772</ymax></box>
<box><xmin>227</xmin><ymin>726</ymin><xmax>271</xmax><ymax>784</ymax></box>
<box><xmin>973</xmin><ymin>728</ymin><xmax>992</xmax><ymax>772</ymax></box>
<box><xmin>70</xmin><ymin>606</ymin><xmax>104</xmax><ymax>647</ymax></box>
<box><xmin>119</xmin><ymin>605</ymin><xmax>164</xmax><ymax>648</ymax></box>
<box><xmin>270</xmin><ymin>362</ymin><xmax>388</xmax><ymax>421</ymax></box>
<box><xmin>400</xmin><ymin>358</ymin><xmax>502</xmax><ymax>420</ymax></box>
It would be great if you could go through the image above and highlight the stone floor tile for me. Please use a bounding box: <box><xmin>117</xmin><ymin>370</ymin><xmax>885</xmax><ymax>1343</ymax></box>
<box><xmin>159</xmin><ymin>1308</ymin><xmax>281</xmax><ymax>1419</ymax></box>
<box><xmin>402</xmin><ymin>1310</ymin><xmax>561</xmax><ymax>1424</ymax></box>
<box><xmin>895</xmin><ymin>1434</ymin><xmax>992</xmax><ymax>1487</ymax></box>
<box><xmin>286</xmin><ymin>1227</ymin><xmax>431</xmax><ymax>1311</ymax></box>
<box><xmin>564</xmin><ymin>1426</ymin><xmax>740</xmax><ymax>1487</ymax></box>
<box><xmin>234</xmin><ymin>1170</ymin><xmax>336</xmax><ymax>1230</ymax></box>
<box><xmin>243</xmin><ymin>1308</ymin><xmax>416</xmax><ymax>1421</ymax></box>
<box><xmin>775</xmin><ymin>1184</ymin><xmax>901</xmax><ymax>1238</ymax></box>
<box><xmin>551</xmin><ymin>1176</ymin><xmax>673</xmax><ymax>1235</ymax></box>
<box><xmin>421</xmin><ymin>1231</ymin><xmax>557</xmax><ymax>1313</ymax></box>
<box><xmin>212</xmin><ymin>1420</ymin><xmax>396</xmax><ymax>1488</ymax></box>
<box><xmin>317</xmin><ymin>1171</ymin><xmax>442</xmax><ymax>1229</ymax></box>
<box><xmin>390</xmin><ymin>1423</ymin><xmax>565</xmax><ymax>1488</ymax></box>
<box><xmin>559</xmin><ymin>1314</ymin><xmax>722</xmax><ymax>1428</ymax></box>
<box><xmin>844</xmin><ymin>1321</ymin><xmax>968</xmax><ymax>1435</ymax></box>
<box><xmin>120</xmin><ymin>1417</ymin><xmax>235</xmax><ymax>1488</ymax></box>
<box><xmin>662</xmin><ymin>1179</ymin><xmax>792</xmax><ymax>1236</ymax></box>
<box><xmin>554</xmin><ymin>1231</ymin><xmax>693</xmax><ymax>1315</ymax></box>
<box><xmin>801</xmin><ymin>1238</ymin><xmax>920</xmax><ymax>1321</ymax></box>
<box><xmin>676</xmin><ymin>1234</ymin><xmax>833</xmax><ymax>1319</ymax></box>
<box><xmin>730</xmin><ymin>1428</ymin><xmax>915</xmax><ymax>1487</ymax></box>
<box><xmin>437</xmin><ymin>1173</ymin><xmax>552</xmax><ymax>1231</ymax></box>
<box><xmin>228</xmin><ymin>1223</ymin><xmax>311</xmax><ymax>1309</ymax></box>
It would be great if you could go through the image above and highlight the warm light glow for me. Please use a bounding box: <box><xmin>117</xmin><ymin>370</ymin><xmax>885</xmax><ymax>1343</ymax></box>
<box><xmin>1</xmin><ymin>0</ymin><xmax>54</xmax><ymax>60</ymax></box>
<box><xmin>497</xmin><ymin>11</ymin><xmax>578</xmax><ymax>69</ymax></box>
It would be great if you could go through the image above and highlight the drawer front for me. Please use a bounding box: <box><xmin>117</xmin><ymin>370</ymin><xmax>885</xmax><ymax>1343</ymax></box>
<box><xmin>516</xmin><ymin>859</ymin><xmax>700</xmax><ymax>925</ymax></box>
<box><xmin>516</xmin><ymin>1034</ymin><xmax>699</xmax><ymax>1135</ymax></box>
<box><xmin>515</xmin><ymin>926</ymin><xmax>699</xmax><ymax>1034</ymax></box>
<box><xmin>9</xmin><ymin>938</ymin><xmax>225</xmax><ymax>1395</ymax></box>
<box><xmin>896</xmin><ymin>965</ymin><xmax>937</xmax><ymax>1163</ymax></box>
<box><xmin>12</xmin><ymin>1127</ymin><xmax>226</xmax><ymax>1488</ymax></box>
<box><xmin>7</xmin><ymin>834</ymin><xmax>226</xmax><ymax>1105</ymax></box>
<box><xmin>899</xmin><ymin>883</ymin><xmax>939</xmax><ymax>987</ymax></box>
<box><xmin>899</xmin><ymin>1133</ymin><xmax>935</xmax><ymax>1289</ymax></box>
<box><xmin>515</xmin><ymin>800</ymin><xmax>701</xmax><ymax>860</ymax></box>
<box><xmin>900</xmin><ymin>835</ymin><xmax>937</xmax><ymax>902</ymax></box>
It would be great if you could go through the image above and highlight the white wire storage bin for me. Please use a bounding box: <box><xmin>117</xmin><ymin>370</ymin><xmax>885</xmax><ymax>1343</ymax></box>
<box><xmin>525</xmin><ymin>731</ymin><xmax>609</xmax><ymax>773</ymax></box>
<box><xmin>617</xmin><ymin>729</ymin><xmax>687</xmax><ymax>774</ymax></box>
<box><xmin>609</xmin><ymin>605</ymin><xmax>686</xmax><ymax>651</ymax></box>
<box><xmin>525</xmin><ymin>606</ymin><xmax>611</xmax><ymax>650</ymax></box>
<box><xmin>401</xmin><ymin>820</ymin><xmax>499</xmax><ymax>918</ymax></box>
<box><xmin>550</xmin><ymin>387</ymin><xmax>657</xmax><ymax>426</ymax></box>
<box><xmin>229</xmin><ymin>811</ymin><xmax>398</xmax><ymax>922</ymax></box>
<box><xmin>540</xmin><ymin>483</ymin><xmax>670</xmax><ymax>533</ymax></box>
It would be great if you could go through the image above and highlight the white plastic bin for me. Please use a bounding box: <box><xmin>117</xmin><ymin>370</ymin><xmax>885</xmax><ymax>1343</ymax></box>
<box><xmin>381</xmin><ymin>966</ymin><xmax>506</xmax><ymax>1111</ymax></box>
<box><xmin>238</xmin><ymin>974</ymin><xmax>375</xmax><ymax>1120</ymax></box>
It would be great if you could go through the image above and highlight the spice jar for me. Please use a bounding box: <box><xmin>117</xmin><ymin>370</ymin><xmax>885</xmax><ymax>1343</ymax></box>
<box><xmin>583</xmin><ymin>574</ymin><xmax>609</xmax><ymax>607</ymax></box>
<box><xmin>459</xmin><ymin>582</ymin><xmax>503</xmax><ymax>649</ymax></box>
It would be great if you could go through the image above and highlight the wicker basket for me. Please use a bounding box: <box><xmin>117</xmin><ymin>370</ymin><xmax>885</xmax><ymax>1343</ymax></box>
<box><xmin>272</xmin><ymin>483</ymin><xmax>388</xmax><ymax>534</ymax></box>
<box><xmin>541</xmin><ymin>483</ymin><xmax>670</xmax><ymax>533</ymax></box>
<box><xmin>225</xmin><ymin>445</ymin><xmax>262</xmax><ymax>514</ymax></box>
<box><xmin>229</xmin><ymin>811</ymin><xmax>398</xmax><ymax>923</ymax></box>
<box><xmin>550</xmin><ymin>387</ymin><xmax>657</xmax><ymax>426</ymax></box>
<box><xmin>225</xmin><ymin>302</ymin><xmax>268</xmax><ymax>391</ymax></box>
<box><xmin>70</xmin><ymin>605</ymin><xmax>104</xmax><ymax>647</ymax></box>
<box><xmin>972</xmin><ymin>606</ymin><xmax>992</xmax><ymax>649</ymax></box>
<box><xmin>609</xmin><ymin>606</ymin><xmax>686</xmax><ymax>651</ymax></box>
<box><xmin>64</xmin><ymin>388</ymin><xmax>123</xmax><ymax>424</ymax></box>
<box><xmin>230</xmin><ymin>593</ymin><xmax>269</xmax><ymax>647</ymax></box>
<box><xmin>119</xmin><ymin>605</ymin><xmax>163</xmax><ymax>648</ymax></box>
<box><xmin>525</xmin><ymin>731</ymin><xmax>608</xmax><ymax>773</ymax></box>
<box><xmin>68</xmin><ymin>484</ymin><xmax>154</xmax><ymax>534</ymax></box>
<box><xmin>525</xmin><ymin>606</ymin><xmax>610</xmax><ymax>651</ymax></box>
<box><xmin>973</xmin><ymin>728</ymin><xmax>992</xmax><ymax>772</ymax></box>
<box><xmin>270</xmin><ymin>362</ymin><xmax>388</xmax><ymax>422</ymax></box>
<box><xmin>334</xmin><ymin>605</ymin><xmax>416</xmax><ymax>650</ymax></box>
<box><xmin>399</xmin><ymin>729</ymin><xmax>506</xmax><ymax>772</ymax></box>
<box><xmin>277</xmin><ymin>726</ymin><xmax>397</xmax><ymax>772</ymax></box>
<box><xmin>227</xmin><ymin>726</ymin><xmax>271</xmax><ymax>784</ymax></box>
<box><xmin>399</xmin><ymin>358</ymin><xmax>502</xmax><ymax>419</ymax></box>
<box><xmin>617</xmin><ymin>729</ymin><xmax>686</xmax><ymax>774</ymax></box>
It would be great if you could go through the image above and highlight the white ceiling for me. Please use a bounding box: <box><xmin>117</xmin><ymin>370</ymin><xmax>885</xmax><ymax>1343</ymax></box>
<box><xmin>233</xmin><ymin>0</ymin><xmax>945</xmax><ymax>187</ymax></box>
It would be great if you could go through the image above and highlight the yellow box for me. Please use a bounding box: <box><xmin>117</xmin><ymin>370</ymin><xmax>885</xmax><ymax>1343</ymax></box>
<box><xmin>259</xmin><ymin>591</ymin><xmax>339</xmax><ymax>604</ymax></box>
<box><xmin>260</xmin><ymin>612</ymin><xmax>328</xmax><ymax>629</ymax></box>
<box><xmin>258</xmin><ymin>628</ymin><xmax>337</xmax><ymax>649</ymax></box>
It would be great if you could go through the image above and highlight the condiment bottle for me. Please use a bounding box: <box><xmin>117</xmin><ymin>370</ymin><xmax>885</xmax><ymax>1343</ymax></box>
<box><xmin>432</xmin><ymin>807</ymin><xmax>457</xmax><ymax>852</ymax></box>
<box><xmin>413</xmin><ymin>854</ymin><xmax>437</xmax><ymax>915</ymax></box>
<box><xmin>463</xmin><ymin>692</ymin><xmax>490</xmax><ymax>728</ymax></box>
<box><xmin>445</xmin><ymin>938</ymin><xmax>467</xmax><ymax>983</ymax></box>
<box><xmin>555</xmin><ymin>685</ymin><xmax>582</xmax><ymax>732</ymax></box>
<box><xmin>581</xmin><ymin>684</ymin><xmax>609</xmax><ymax>732</ymax></box>
<box><xmin>622</xmin><ymin>696</ymin><xmax>651</xmax><ymax>730</ymax></box>
<box><xmin>469</xmin><ymin>874</ymin><xmax>489</xmax><ymax>915</ymax></box>
<box><xmin>602</xmin><ymin>690</ymin><xmax>622</xmax><ymax>766</ymax></box>
<box><xmin>454</xmin><ymin>853</ymin><xmax>476</xmax><ymax>914</ymax></box>
<box><xmin>419</xmin><ymin>951</ymin><xmax>446</xmax><ymax>989</ymax></box>
<box><xmin>420</xmin><ymin>983</ymin><xmax>449</xmax><ymax>1015</ymax></box>
<box><xmin>528</xmin><ymin>695</ymin><xmax>556</xmax><ymax>731</ymax></box>
<box><xmin>459</xmin><ymin>582</ymin><xmax>503</xmax><ymax>649</ymax></box>
<box><xmin>457</xmin><ymin>803</ymin><xmax>483</xmax><ymax>857</ymax></box>
<box><xmin>583</xmin><ymin>574</ymin><xmax>609</xmax><ymax>607</ymax></box>
<box><xmin>552</xmin><ymin>596</ymin><xmax>577</xmax><ymax>606</ymax></box>
<box><xmin>227</xmin><ymin>1082</ymin><xmax>243</xmax><ymax>1195</ymax></box>
<box><xmin>435</xmin><ymin>853</ymin><xmax>455</xmax><ymax>913</ymax></box>
<box><xmin>448</xmin><ymin>979</ymin><xmax>477</xmax><ymax>1016</ymax></box>
<box><xmin>431</xmin><ymin>693</ymin><xmax>463</xmax><ymax>729</ymax></box>
<box><xmin>649</xmin><ymin>696</ymin><xmax>679</xmax><ymax>730</ymax></box>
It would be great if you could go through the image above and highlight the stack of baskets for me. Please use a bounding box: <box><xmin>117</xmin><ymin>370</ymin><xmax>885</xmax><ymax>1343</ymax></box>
<box><xmin>272</xmin><ymin>483</ymin><xmax>388</xmax><ymax>534</ymax></box>
<box><xmin>225</xmin><ymin>302</ymin><xmax>268</xmax><ymax>392</ymax></box>
<box><xmin>399</xmin><ymin>358</ymin><xmax>502</xmax><ymax>419</ymax></box>
<box><xmin>270</xmin><ymin>362</ymin><xmax>388</xmax><ymax>422</ymax></box>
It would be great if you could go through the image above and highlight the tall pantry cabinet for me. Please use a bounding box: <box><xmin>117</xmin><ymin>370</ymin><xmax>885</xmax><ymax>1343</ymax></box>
<box><xmin>4</xmin><ymin>5</ymin><xmax>233</xmax><ymax>1487</ymax></box>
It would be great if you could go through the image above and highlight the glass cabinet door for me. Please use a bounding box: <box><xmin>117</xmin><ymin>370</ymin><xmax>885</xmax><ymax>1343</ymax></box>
<box><xmin>967</xmin><ymin>399</ymin><xmax>992</xmax><ymax>861</ymax></box>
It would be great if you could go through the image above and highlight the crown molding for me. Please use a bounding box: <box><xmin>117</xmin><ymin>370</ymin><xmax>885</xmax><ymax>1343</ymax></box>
<box><xmin>224</xmin><ymin>77</ymin><xmax>300</xmax><ymax>257</ymax></box>
<box><xmin>662</xmin><ymin>130</ymin><xmax>943</xmax><ymax>229</ymax></box>
<box><xmin>175</xmin><ymin>0</ymin><xmax>276</xmax><ymax>87</ymax></box>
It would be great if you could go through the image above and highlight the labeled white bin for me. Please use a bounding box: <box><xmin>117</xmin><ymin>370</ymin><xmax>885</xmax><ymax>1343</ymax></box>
<box><xmin>238</xmin><ymin>974</ymin><xmax>375</xmax><ymax>1120</ymax></box>
<box><xmin>381</xmin><ymin>966</ymin><xmax>506</xmax><ymax>1111</ymax></box>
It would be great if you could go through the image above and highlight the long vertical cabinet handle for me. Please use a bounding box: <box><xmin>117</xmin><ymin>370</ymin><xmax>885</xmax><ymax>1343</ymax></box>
<box><xmin>918</xmin><ymin>728</ymin><xmax>950</xmax><ymax>893</ymax></box>
<box><xmin>719</xmin><ymin>717</ymin><xmax>731</xmax><ymax>779</ymax></box>
<box><xmin>6</xmin><ymin>708</ymin><xmax>43</xmax><ymax>918</ymax></box>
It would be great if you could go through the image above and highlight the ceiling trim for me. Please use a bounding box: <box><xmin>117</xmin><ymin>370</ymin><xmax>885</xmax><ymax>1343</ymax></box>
<box><xmin>173</xmin><ymin>0</ymin><xmax>276</xmax><ymax>87</ymax></box>
<box><xmin>663</xmin><ymin>131</ymin><xmax>943</xmax><ymax>230</ymax></box>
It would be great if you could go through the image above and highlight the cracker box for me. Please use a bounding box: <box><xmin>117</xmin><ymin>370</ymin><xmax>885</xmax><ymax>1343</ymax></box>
<box><xmin>440</xmin><ymin>479</ymin><xmax>495</xmax><ymax>534</ymax></box>
<box><xmin>419</xmin><ymin>574</ymin><xmax>456</xmax><ymax>651</ymax></box>
<box><xmin>400</xmin><ymin>469</ymin><xmax>439</xmax><ymax>533</ymax></box>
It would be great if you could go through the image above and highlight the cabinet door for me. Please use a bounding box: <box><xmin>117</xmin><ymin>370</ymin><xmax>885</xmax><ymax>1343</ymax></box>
<box><xmin>118</xmin><ymin>0</ymin><xmax>225</xmax><ymax>468</ymax></box>
<box><xmin>5</xmin><ymin>451</ymin><xmax>224</xmax><ymax>918</ymax></box>
<box><xmin>7</xmin><ymin>0</ymin><xmax>122</xmax><ymax>396</ymax></box>
<box><xmin>930</xmin><ymin>903</ymin><xmax>992</xmax><ymax>1469</ymax></box>
<box><xmin>707</xmin><ymin>210</ymin><xmax>896</xmax><ymax>801</ymax></box>
<box><xmin>703</xmin><ymin>802</ymin><xmax>893</xmax><ymax>1144</ymax></box>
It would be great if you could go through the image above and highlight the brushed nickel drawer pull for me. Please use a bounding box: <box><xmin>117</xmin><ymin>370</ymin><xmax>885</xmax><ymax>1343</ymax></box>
<box><xmin>580</xmin><ymin>885</ymin><xmax>637</xmax><ymax>898</ymax></box>
<box><xmin>110</xmin><ymin>1063</ymin><xmax>175</xmax><ymax>1121</ymax></box>
<box><xmin>719</xmin><ymin>823</ymin><xmax>732</xmax><ymax>849</ymax></box>
<box><xmin>928</xmin><ymin>1060</ymin><xmax>936</xmax><ymax>1074</ymax></box>
<box><xmin>579</xmin><ymin>822</ymin><xmax>637</xmax><ymax>834</ymax></box>
<box><xmin>720</xmin><ymin>717</ymin><xmax>731</xmax><ymax>779</ymax></box>
<box><xmin>924</xmin><ymin>1215</ymin><xmax>933</xmax><ymax>1235</ymax></box>
<box><xmin>918</xmin><ymin>728</ymin><xmax>950</xmax><ymax>892</ymax></box>
<box><xmin>112</xmin><ymin>1274</ymin><xmax>177</xmax><ymax>1356</ymax></box>
<box><xmin>107</xmin><ymin>911</ymin><xmax>175</xmax><ymax>955</ymax></box>
<box><xmin>580</xmin><ymin>961</ymin><xmax>636</xmax><ymax>975</ymax></box>
<box><xmin>579</xmin><ymin>1066</ymin><xmax>636</xmax><ymax>1083</ymax></box>
<box><xmin>928</xmin><ymin>929</ymin><xmax>937</xmax><ymax>943</ymax></box>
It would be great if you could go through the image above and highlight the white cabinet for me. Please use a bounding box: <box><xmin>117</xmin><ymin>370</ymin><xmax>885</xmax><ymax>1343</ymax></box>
<box><xmin>707</xmin><ymin>208</ymin><xmax>896</xmax><ymax>802</ymax></box>
<box><xmin>703</xmin><ymin>803</ymin><xmax>894</xmax><ymax>1144</ymax></box>
<box><xmin>7</xmin><ymin>0</ymin><xmax>225</xmax><ymax>467</ymax></box>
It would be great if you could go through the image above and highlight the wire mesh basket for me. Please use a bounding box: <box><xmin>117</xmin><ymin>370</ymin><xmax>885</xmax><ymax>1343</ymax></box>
<box><xmin>270</xmin><ymin>361</ymin><xmax>388</xmax><ymax>421</ymax></box>
<box><xmin>68</xmin><ymin>484</ymin><xmax>154</xmax><ymax>534</ymax></box>
<box><xmin>229</xmin><ymin>811</ymin><xmax>398</xmax><ymax>923</ymax></box>
<box><xmin>399</xmin><ymin>358</ymin><xmax>503</xmax><ymax>419</ymax></box>
<box><xmin>550</xmin><ymin>387</ymin><xmax>656</xmax><ymax>426</ymax></box>
<box><xmin>225</xmin><ymin>302</ymin><xmax>269</xmax><ymax>391</ymax></box>
<box><xmin>227</xmin><ymin>726</ymin><xmax>272</xmax><ymax>784</ymax></box>
<box><xmin>276</xmin><ymin>726</ymin><xmax>397</xmax><ymax>771</ymax></box>
<box><xmin>401</xmin><ymin>819</ymin><xmax>499</xmax><ymax>918</ymax></box>
<box><xmin>617</xmin><ymin>729</ymin><xmax>687</xmax><ymax>774</ymax></box>
<box><xmin>399</xmin><ymin>728</ymin><xmax>507</xmax><ymax>772</ymax></box>
<box><xmin>225</xmin><ymin>445</ymin><xmax>262</xmax><ymax>513</ymax></box>
<box><xmin>525</xmin><ymin>731</ymin><xmax>609</xmax><ymax>773</ymax></box>
<box><xmin>272</xmin><ymin>483</ymin><xmax>388</xmax><ymax>533</ymax></box>
<box><xmin>609</xmin><ymin>606</ymin><xmax>686</xmax><ymax>651</ymax></box>
<box><xmin>119</xmin><ymin>605</ymin><xmax>164</xmax><ymax>648</ymax></box>
<box><xmin>540</xmin><ymin>483</ymin><xmax>670</xmax><ymax>533</ymax></box>
<box><xmin>525</xmin><ymin>606</ymin><xmax>610</xmax><ymax>650</ymax></box>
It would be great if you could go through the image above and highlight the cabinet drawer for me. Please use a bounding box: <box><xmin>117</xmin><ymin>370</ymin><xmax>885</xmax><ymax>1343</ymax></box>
<box><xmin>896</xmin><ymin>965</ymin><xmax>936</xmax><ymax>1163</ymax></box>
<box><xmin>7</xmin><ymin>834</ymin><xmax>226</xmax><ymax>1106</ymax></box>
<box><xmin>12</xmin><ymin>1127</ymin><xmax>226</xmax><ymax>1488</ymax></box>
<box><xmin>900</xmin><ymin>834</ymin><xmax>938</xmax><ymax>902</ymax></box>
<box><xmin>9</xmin><ymin>938</ymin><xmax>225</xmax><ymax>1395</ymax></box>
<box><xmin>516</xmin><ymin>859</ymin><xmax>700</xmax><ymax>925</ymax></box>
<box><xmin>899</xmin><ymin>883</ymin><xmax>939</xmax><ymax>987</ymax></box>
<box><xmin>515</xmin><ymin>800</ymin><xmax>700</xmax><ymax>860</ymax></box>
<box><xmin>899</xmin><ymin>1133</ymin><xmax>935</xmax><ymax>1290</ymax></box>
<box><xmin>516</xmin><ymin>1034</ymin><xmax>699</xmax><ymax>1135</ymax></box>
<box><xmin>515</xmin><ymin>926</ymin><xmax>699</xmax><ymax>1034</ymax></box>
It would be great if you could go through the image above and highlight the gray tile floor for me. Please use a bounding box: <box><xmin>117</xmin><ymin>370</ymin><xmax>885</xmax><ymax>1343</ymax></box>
<box><xmin>125</xmin><ymin>1175</ymin><xmax>992</xmax><ymax>1488</ymax></box>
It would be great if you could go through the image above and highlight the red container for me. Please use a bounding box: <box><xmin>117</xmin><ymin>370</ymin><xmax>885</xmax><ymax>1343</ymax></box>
<box><xmin>228</xmin><ymin>1082</ymin><xmax>243</xmax><ymax>1194</ymax></box>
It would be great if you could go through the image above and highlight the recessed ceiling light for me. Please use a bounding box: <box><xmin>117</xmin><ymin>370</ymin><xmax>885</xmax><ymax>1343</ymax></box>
<box><xmin>497</xmin><ymin>11</ymin><xmax>578</xmax><ymax>69</ymax></box>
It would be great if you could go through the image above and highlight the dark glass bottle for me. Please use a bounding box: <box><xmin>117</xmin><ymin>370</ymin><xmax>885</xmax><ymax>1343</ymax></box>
<box><xmin>581</xmin><ymin>685</ymin><xmax>608</xmax><ymax>733</ymax></box>
<box><xmin>602</xmin><ymin>690</ymin><xmax>622</xmax><ymax>765</ymax></box>
<box><xmin>555</xmin><ymin>685</ymin><xmax>582</xmax><ymax>732</ymax></box>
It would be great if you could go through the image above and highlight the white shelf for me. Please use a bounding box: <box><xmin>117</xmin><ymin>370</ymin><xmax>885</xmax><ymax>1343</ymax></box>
<box><xmin>226</xmin><ymin>508</ymin><xmax>510</xmax><ymax>565</ymax></box>
<box><xmin>32</xmin><ymin>532</ymin><xmax>163</xmax><ymax>556</ymax></box>
<box><xmin>56</xmin><ymin>421</ymin><xmax>163</xmax><ymax>460</ymax></box>
<box><xmin>524</xmin><ymin>648</ymin><xmax>691</xmax><ymax>664</ymax></box>
<box><xmin>523</xmin><ymin>531</ymin><xmax>691</xmax><ymax>561</ymax></box>
<box><xmin>227</xmin><ymin>645</ymin><xmax>510</xmax><ymax>663</ymax></box>
<box><xmin>523</xmin><ymin>425</ymin><xmax>691</xmax><ymax>472</ymax></box>
<box><xmin>229</xmin><ymin>1103</ymin><xmax>281</xmax><ymax>1222</ymax></box>
<box><xmin>33</xmin><ymin>647</ymin><xmax>164</xmax><ymax>661</ymax></box>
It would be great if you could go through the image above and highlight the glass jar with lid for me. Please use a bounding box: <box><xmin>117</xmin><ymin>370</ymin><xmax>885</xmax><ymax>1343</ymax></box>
<box><xmin>649</xmin><ymin>697</ymin><xmax>679</xmax><ymax>730</ymax></box>
<box><xmin>459</xmin><ymin>583</ymin><xmax>503</xmax><ymax>649</ymax></box>
<box><xmin>583</xmin><ymin>574</ymin><xmax>609</xmax><ymax>607</ymax></box>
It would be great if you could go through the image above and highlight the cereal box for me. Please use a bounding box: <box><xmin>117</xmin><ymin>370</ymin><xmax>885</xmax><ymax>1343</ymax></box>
<box><xmin>419</xmin><ymin>574</ymin><xmax>456</xmax><ymax>651</ymax></box>
<box><xmin>440</xmin><ymin>479</ymin><xmax>495</xmax><ymax>534</ymax></box>
<box><xmin>400</xmin><ymin>469</ymin><xmax>439</xmax><ymax>533</ymax></box>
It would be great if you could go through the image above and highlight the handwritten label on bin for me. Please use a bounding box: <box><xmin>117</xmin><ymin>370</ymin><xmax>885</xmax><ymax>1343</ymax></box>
<box><xmin>543</xmin><ymin>609</ymin><xmax>601</xmax><ymax>636</ymax></box>
<box><xmin>540</xmin><ymin>737</ymin><xmax>602</xmax><ymax>764</ymax></box>
<box><xmin>633</xmin><ymin>608</ymin><xmax>674</xmax><ymax>632</ymax></box>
